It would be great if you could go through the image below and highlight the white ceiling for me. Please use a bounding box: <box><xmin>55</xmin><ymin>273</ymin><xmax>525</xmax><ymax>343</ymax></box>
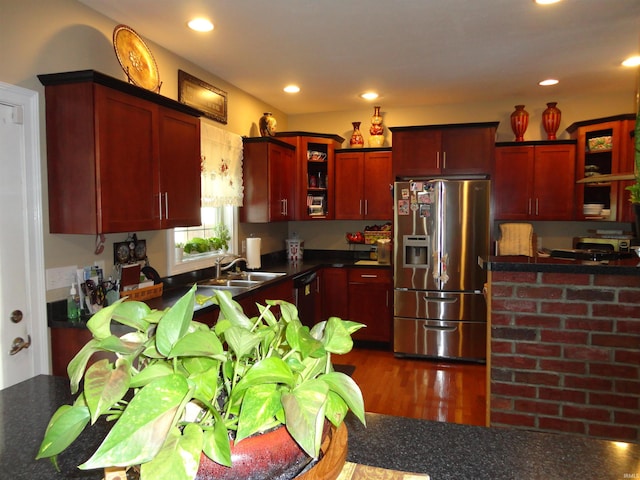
<box><xmin>78</xmin><ymin>0</ymin><xmax>640</xmax><ymax>115</ymax></box>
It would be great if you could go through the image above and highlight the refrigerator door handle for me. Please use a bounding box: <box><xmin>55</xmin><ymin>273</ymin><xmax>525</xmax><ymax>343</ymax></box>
<box><xmin>422</xmin><ymin>295</ymin><xmax>458</xmax><ymax>303</ymax></box>
<box><xmin>423</xmin><ymin>323</ymin><xmax>458</xmax><ymax>332</ymax></box>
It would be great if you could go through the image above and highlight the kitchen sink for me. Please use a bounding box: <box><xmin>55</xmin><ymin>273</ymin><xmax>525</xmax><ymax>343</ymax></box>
<box><xmin>198</xmin><ymin>278</ymin><xmax>263</xmax><ymax>287</ymax></box>
<box><xmin>195</xmin><ymin>285</ymin><xmax>249</xmax><ymax>298</ymax></box>
<box><xmin>241</xmin><ymin>271</ymin><xmax>287</xmax><ymax>282</ymax></box>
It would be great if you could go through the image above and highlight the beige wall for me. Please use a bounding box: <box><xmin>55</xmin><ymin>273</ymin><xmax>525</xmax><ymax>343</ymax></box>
<box><xmin>2</xmin><ymin>0</ymin><xmax>637</xmax><ymax>302</ymax></box>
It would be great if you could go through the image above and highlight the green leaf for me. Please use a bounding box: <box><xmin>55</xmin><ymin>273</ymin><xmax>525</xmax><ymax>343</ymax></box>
<box><xmin>223</xmin><ymin>325</ymin><xmax>261</xmax><ymax>359</ymax></box>
<box><xmin>84</xmin><ymin>358</ymin><xmax>131</xmax><ymax>424</ymax></box>
<box><xmin>130</xmin><ymin>363</ymin><xmax>174</xmax><ymax>388</ymax></box>
<box><xmin>325</xmin><ymin>390</ymin><xmax>349</xmax><ymax>427</ymax></box>
<box><xmin>111</xmin><ymin>301</ymin><xmax>153</xmax><ymax>331</ymax></box>
<box><xmin>96</xmin><ymin>334</ymin><xmax>143</xmax><ymax>355</ymax></box>
<box><xmin>233</xmin><ymin>357</ymin><xmax>295</xmax><ymax>398</ymax></box>
<box><xmin>281</xmin><ymin>380</ymin><xmax>329</xmax><ymax>458</ymax></box>
<box><xmin>67</xmin><ymin>338</ymin><xmax>100</xmax><ymax>394</ymax></box>
<box><xmin>79</xmin><ymin>374</ymin><xmax>190</xmax><ymax>469</ymax></box>
<box><xmin>168</xmin><ymin>330</ymin><xmax>225</xmax><ymax>359</ymax></box>
<box><xmin>139</xmin><ymin>424</ymin><xmax>203</xmax><ymax>480</ymax></box>
<box><xmin>86</xmin><ymin>301</ymin><xmax>122</xmax><ymax>340</ymax></box>
<box><xmin>36</xmin><ymin>404</ymin><xmax>90</xmax><ymax>459</ymax></box>
<box><xmin>202</xmin><ymin>409</ymin><xmax>232</xmax><ymax>467</ymax></box>
<box><xmin>156</xmin><ymin>286</ymin><xmax>196</xmax><ymax>356</ymax></box>
<box><xmin>215</xmin><ymin>290</ymin><xmax>253</xmax><ymax>329</ymax></box>
<box><xmin>320</xmin><ymin>372</ymin><xmax>366</xmax><ymax>426</ymax></box>
<box><xmin>286</xmin><ymin>320</ymin><xmax>325</xmax><ymax>359</ymax></box>
<box><xmin>235</xmin><ymin>384</ymin><xmax>282</xmax><ymax>442</ymax></box>
<box><xmin>321</xmin><ymin>317</ymin><xmax>365</xmax><ymax>354</ymax></box>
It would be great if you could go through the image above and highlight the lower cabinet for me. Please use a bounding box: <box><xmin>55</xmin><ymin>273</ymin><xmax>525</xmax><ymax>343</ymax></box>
<box><xmin>347</xmin><ymin>268</ymin><xmax>392</xmax><ymax>343</ymax></box>
<box><xmin>236</xmin><ymin>279</ymin><xmax>295</xmax><ymax>318</ymax></box>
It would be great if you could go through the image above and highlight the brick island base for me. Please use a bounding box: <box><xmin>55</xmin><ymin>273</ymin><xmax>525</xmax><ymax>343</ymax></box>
<box><xmin>484</xmin><ymin>257</ymin><xmax>640</xmax><ymax>443</ymax></box>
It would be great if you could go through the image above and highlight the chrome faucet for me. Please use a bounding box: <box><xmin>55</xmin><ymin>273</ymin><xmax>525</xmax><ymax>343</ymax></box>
<box><xmin>215</xmin><ymin>256</ymin><xmax>247</xmax><ymax>279</ymax></box>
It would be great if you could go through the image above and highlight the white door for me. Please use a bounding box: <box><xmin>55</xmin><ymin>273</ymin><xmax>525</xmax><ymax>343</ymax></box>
<box><xmin>0</xmin><ymin>82</ymin><xmax>49</xmax><ymax>389</ymax></box>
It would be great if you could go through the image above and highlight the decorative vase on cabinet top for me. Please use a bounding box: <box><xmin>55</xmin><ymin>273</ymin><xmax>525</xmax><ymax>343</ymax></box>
<box><xmin>369</xmin><ymin>105</ymin><xmax>384</xmax><ymax>147</ymax></box>
<box><xmin>259</xmin><ymin>112</ymin><xmax>277</xmax><ymax>136</ymax></box>
<box><xmin>542</xmin><ymin>102</ymin><xmax>561</xmax><ymax>140</ymax></box>
<box><xmin>350</xmin><ymin>121</ymin><xmax>364</xmax><ymax>148</ymax></box>
<box><xmin>510</xmin><ymin>105</ymin><xmax>529</xmax><ymax>142</ymax></box>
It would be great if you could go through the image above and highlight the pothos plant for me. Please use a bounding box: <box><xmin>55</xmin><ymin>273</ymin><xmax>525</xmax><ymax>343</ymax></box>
<box><xmin>36</xmin><ymin>286</ymin><xmax>366</xmax><ymax>479</ymax></box>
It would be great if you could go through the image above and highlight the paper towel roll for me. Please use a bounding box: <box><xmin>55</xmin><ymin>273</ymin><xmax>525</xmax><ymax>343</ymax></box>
<box><xmin>246</xmin><ymin>237</ymin><xmax>261</xmax><ymax>270</ymax></box>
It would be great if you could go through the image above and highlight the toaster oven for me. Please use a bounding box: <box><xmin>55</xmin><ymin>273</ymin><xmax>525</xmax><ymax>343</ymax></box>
<box><xmin>574</xmin><ymin>236</ymin><xmax>631</xmax><ymax>252</ymax></box>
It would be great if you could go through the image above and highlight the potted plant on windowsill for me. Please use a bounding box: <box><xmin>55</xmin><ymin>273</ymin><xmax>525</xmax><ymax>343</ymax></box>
<box><xmin>36</xmin><ymin>286</ymin><xmax>366</xmax><ymax>480</ymax></box>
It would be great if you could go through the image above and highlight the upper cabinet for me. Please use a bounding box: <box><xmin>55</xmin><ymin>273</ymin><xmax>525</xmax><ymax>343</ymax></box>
<box><xmin>390</xmin><ymin>122</ymin><xmax>499</xmax><ymax>178</ymax></box>
<box><xmin>335</xmin><ymin>148</ymin><xmax>393</xmax><ymax>220</ymax></box>
<box><xmin>494</xmin><ymin>141</ymin><xmax>576</xmax><ymax>221</ymax></box>
<box><xmin>39</xmin><ymin>70</ymin><xmax>202</xmax><ymax>234</ymax></box>
<box><xmin>567</xmin><ymin>114</ymin><xmax>636</xmax><ymax>223</ymax></box>
<box><xmin>241</xmin><ymin>137</ymin><xmax>296</xmax><ymax>222</ymax></box>
<box><xmin>275</xmin><ymin>132</ymin><xmax>344</xmax><ymax>220</ymax></box>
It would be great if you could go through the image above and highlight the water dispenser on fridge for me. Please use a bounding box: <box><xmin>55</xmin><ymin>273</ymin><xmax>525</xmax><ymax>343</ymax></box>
<box><xmin>402</xmin><ymin>235</ymin><xmax>429</xmax><ymax>268</ymax></box>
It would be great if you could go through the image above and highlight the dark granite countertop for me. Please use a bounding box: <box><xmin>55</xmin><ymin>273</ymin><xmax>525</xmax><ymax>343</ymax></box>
<box><xmin>3</xmin><ymin>376</ymin><xmax>638</xmax><ymax>480</ymax></box>
<box><xmin>481</xmin><ymin>254</ymin><xmax>640</xmax><ymax>275</ymax></box>
<box><xmin>48</xmin><ymin>250</ymin><xmax>391</xmax><ymax>328</ymax></box>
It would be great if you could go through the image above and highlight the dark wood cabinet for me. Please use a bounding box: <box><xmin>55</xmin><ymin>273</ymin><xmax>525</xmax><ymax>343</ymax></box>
<box><xmin>494</xmin><ymin>142</ymin><xmax>576</xmax><ymax>221</ymax></box>
<box><xmin>321</xmin><ymin>267</ymin><xmax>349</xmax><ymax>321</ymax></box>
<box><xmin>335</xmin><ymin>149</ymin><xmax>393</xmax><ymax>220</ymax></box>
<box><xmin>567</xmin><ymin>114</ymin><xmax>636</xmax><ymax>223</ymax></box>
<box><xmin>236</xmin><ymin>279</ymin><xmax>295</xmax><ymax>318</ymax></box>
<box><xmin>390</xmin><ymin>122</ymin><xmax>498</xmax><ymax>178</ymax></box>
<box><xmin>39</xmin><ymin>70</ymin><xmax>201</xmax><ymax>234</ymax></box>
<box><xmin>241</xmin><ymin>137</ymin><xmax>296</xmax><ymax>222</ymax></box>
<box><xmin>347</xmin><ymin>268</ymin><xmax>392</xmax><ymax>343</ymax></box>
<box><xmin>275</xmin><ymin>132</ymin><xmax>344</xmax><ymax>220</ymax></box>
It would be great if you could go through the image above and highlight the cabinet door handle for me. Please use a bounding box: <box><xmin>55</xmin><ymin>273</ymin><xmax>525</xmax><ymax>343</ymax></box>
<box><xmin>158</xmin><ymin>193</ymin><xmax>163</xmax><ymax>220</ymax></box>
<box><xmin>364</xmin><ymin>199</ymin><xmax>368</xmax><ymax>216</ymax></box>
<box><xmin>164</xmin><ymin>192</ymin><xmax>169</xmax><ymax>220</ymax></box>
<box><xmin>359</xmin><ymin>199</ymin><xmax>362</xmax><ymax>215</ymax></box>
<box><xmin>442</xmin><ymin>151</ymin><xmax>446</xmax><ymax>170</ymax></box>
<box><xmin>361</xmin><ymin>274</ymin><xmax>378</xmax><ymax>279</ymax></box>
<box><xmin>535</xmin><ymin>198</ymin><xmax>539</xmax><ymax>216</ymax></box>
<box><xmin>436</xmin><ymin>151</ymin><xmax>440</xmax><ymax>170</ymax></box>
<box><xmin>528</xmin><ymin>198</ymin><xmax>532</xmax><ymax>216</ymax></box>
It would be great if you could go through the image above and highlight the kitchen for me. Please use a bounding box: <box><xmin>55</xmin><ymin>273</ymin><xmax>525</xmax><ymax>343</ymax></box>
<box><xmin>1</xmin><ymin>0</ymin><xmax>640</xmax><ymax>477</ymax></box>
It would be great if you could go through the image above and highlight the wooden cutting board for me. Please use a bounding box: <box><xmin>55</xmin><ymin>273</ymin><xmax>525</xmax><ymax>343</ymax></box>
<box><xmin>337</xmin><ymin>462</ymin><xmax>430</xmax><ymax>479</ymax></box>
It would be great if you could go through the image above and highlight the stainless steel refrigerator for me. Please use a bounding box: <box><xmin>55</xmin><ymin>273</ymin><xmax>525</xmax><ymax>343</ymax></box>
<box><xmin>393</xmin><ymin>179</ymin><xmax>490</xmax><ymax>362</ymax></box>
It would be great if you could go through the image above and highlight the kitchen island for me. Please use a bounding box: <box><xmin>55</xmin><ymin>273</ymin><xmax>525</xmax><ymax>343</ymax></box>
<box><xmin>482</xmin><ymin>255</ymin><xmax>640</xmax><ymax>444</ymax></box>
<box><xmin>2</xmin><ymin>375</ymin><xmax>639</xmax><ymax>479</ymax></box>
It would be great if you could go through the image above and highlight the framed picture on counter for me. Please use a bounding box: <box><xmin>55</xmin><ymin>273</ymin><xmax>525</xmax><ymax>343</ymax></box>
<box><xmin>178</xmin><ymin>69</ymin><xmax>227</xmax><ymax>124</ymax></box>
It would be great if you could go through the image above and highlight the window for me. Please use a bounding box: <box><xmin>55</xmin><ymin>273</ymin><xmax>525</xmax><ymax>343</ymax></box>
<box><xmin>166</xmin><ymin>120</ymin><xmax>243</xmax><ymax>275</ymax></box>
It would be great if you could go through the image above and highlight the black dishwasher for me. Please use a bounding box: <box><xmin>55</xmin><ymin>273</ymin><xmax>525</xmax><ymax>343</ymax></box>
<box><xmin>293</xmin><ymin>271</ymin><xmax>317</xmax><ymax>327</ymax></box>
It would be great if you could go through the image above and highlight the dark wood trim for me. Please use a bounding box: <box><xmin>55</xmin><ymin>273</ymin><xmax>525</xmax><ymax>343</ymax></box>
<box><xmin>390</xmin><ymin>121</ymin><xmax>500</xmax><ymax>132</ymax></box>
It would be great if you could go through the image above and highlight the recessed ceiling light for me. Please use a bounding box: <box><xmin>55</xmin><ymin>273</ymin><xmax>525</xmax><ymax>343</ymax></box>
<box><xmin>539</xmin><ymin>79</ymin><xmax>559</xmax><ymax>86</ymax></box>
<box><xmin>360</xmin><ymin>92</ymin><xmax>379</xmax><ymax>100</ymax></box>
<box><xmin>622</xmin><ymin>55</ymin><xmax>640</xmax><ymax>67</ymax></box>
<box><xmin>284</xmin><ymin>85</ymin><xmax>300</xmax><ymax>93</ymax></box>
<box><xmin>188</xmin><ymin>18</ymin><xmax>214</xmax><ymax>32</ymax></box>
<box><xmin>534</xmin><ymin>0</ymin><xmax>562</xmax><ymax>5</ymax></box>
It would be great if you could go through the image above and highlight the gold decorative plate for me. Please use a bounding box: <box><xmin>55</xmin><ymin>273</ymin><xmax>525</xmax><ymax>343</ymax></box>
<box><xmin>112</xmin><ymin>24</ymin><xmax>160</xmax><ymax>92</ymax></box>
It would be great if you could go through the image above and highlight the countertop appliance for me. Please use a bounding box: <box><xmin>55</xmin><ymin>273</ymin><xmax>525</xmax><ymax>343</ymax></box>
<box><xmin>393</xmin><ymin>179</ymin><xmax>490</xmax><ymax>362</ymax></box>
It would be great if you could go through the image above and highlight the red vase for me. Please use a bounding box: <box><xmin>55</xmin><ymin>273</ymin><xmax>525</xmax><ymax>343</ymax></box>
<box><xmin>542</xmin><ymin>102</ymin><xmax>562</xmax><ymax>140</ymax></box>
<box><xmin>510</xmin><ymin>105</ymin><xmax>529</xmax><ymax>142</ymax></box>
<box><xmin>349</xmin><ymin>121</ymin><xmax>364</xmax><ymax>148</ymax></box>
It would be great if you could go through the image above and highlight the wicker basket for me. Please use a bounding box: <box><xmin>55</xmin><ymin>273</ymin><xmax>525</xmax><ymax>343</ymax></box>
<box><xmin>120</xmin><ymin>283</ymin><xmax>163</xmax><ymax>301</ymax></box>
<box><xmin>364</xmin><ymin>231</ymin><xmax>391</xmax><ymax>245</ymax></box>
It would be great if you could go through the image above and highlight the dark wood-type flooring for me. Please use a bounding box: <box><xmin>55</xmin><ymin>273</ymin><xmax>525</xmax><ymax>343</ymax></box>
<box><xmin>335</xmin><ymin>348</ymin><xmax>487</xmax><ymax>426</ymax></box>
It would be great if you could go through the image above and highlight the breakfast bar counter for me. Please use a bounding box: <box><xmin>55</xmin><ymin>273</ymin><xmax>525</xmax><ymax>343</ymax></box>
<box><xmin>2</xmin><ymin>375</ymin><xmax>639</xmax><ymax>480</ymax></box>
<box><xmin>482</xmin><ymin>254</ymin><xmax>640</xmax><ymax>445</ymax></box>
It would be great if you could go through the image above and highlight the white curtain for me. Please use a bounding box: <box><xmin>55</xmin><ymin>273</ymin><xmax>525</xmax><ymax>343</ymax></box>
<box><xmin>200</xmin><ymin>120</ymin><xmax>244</xmax><ymax>207</ymax></box>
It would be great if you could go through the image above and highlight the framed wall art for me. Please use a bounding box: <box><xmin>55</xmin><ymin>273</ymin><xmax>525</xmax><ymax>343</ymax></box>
<box><xmin>178</xmin><ymin>69</ymin><xmax>227</xmax><ymax>124</ymax></box>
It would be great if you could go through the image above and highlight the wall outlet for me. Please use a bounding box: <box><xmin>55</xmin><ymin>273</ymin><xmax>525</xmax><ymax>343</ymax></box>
<box><xmin>45</xmin><ymin>265</ymin><xmax>78</xmax><ymax>291</ymax></box>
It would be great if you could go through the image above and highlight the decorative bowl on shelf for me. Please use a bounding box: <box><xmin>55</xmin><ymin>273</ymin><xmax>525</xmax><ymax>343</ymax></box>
<box><xmin>583</xmin><ymin>203</ymin><xmax>604</xmax><ymax>216</ymax></box>
<box><xmin>587</xmin><ymin>136</ymin><xmax>612</xmax><ymax>152</ymax></box>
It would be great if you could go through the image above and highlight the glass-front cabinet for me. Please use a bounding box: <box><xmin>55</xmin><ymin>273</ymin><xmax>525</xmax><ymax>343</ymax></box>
<box><xmin>568</xmin><ymin>114</ymin><xmax>636</xmax><ymax>223</ymax></box>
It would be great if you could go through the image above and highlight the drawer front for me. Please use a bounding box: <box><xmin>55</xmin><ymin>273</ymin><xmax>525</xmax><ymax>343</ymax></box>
<box><xmin>348</xmin><ymin>268</ymin><xmax>391</xmax><ymax>283</ymax></box>
<box><xmin>394</xmin><ymin>290</ymin><xmax>486</xmax><ymax>322</ymax></box>
<box><xmin>393</xmin><ymin>318</ymin><xmax>487</xmax><ymax>361</ymax></box>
